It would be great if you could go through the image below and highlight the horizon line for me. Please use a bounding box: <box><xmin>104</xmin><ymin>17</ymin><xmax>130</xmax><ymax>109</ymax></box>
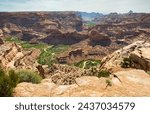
<box><xmin>0</xmin><ymin>10</ymin><xmax>150</xmax><ymax>14</ymax></box>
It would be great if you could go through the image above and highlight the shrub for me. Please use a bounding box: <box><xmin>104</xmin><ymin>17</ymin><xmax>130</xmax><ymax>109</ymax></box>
<box><xmin>121</xmin><ymin>57</ymin><xmax>133</xmax><ymax>68</ymax></box>
<box><xmin>74</xmin><ymin>60</ymin><xmax>101</xmax><ymax>69</ymax></box>
<box><xmin>98</xmin><ymin>70</ymin><xmax>110</xmax><ymax>78</ymax></box>
<box><xmin>0</xmin><ymin>68</ymin><xmax>19</xmax><ymax>97</ymax></box>
<box><xmin>9</xmin><ymin>70</ymin><xmax>19</xmax><ymax>87</ymax></box>
<box><xmin>0</xmin><ymin>67</ymin><xmax>42</xmax><ymax>96</ymax></box>
<box><xmin>106</xmin><ymin>79</ymin><xmax>112</xmax><ymax>87</ymax></box>
<box><xmin>147</xmin><ymin>71</ymin><xmax>150</xmax><ymax>75</ymax></box>
<box><xmin>17</xmin><ymin>70</ymin><xmax>42</xmax><ymax>84</ymax></box>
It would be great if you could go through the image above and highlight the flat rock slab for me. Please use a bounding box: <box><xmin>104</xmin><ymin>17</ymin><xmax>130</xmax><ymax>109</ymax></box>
<box><xmin>14</xmin><ymin>69</ymin><xmax>150</xmax><ymax>97</ymax></box>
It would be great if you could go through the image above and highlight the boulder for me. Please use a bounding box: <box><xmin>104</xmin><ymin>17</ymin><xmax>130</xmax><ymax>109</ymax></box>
<box><xmin>130</xmin><ymin>48</ymin><xmax>150</xmax><ymax>71</ymax></box>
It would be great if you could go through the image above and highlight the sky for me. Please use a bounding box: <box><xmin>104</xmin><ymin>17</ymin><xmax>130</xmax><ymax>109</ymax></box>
<box><xmin>0</xmin><ymin>0</ymin><xmax>150</xmax><ymax>13</ymax></box>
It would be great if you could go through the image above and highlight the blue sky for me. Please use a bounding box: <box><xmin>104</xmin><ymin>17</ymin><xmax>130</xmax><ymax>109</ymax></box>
<box><xmin>0</xmin><ymin>0</ymin><xmax>150</xmax><ymax>13</ymax></box>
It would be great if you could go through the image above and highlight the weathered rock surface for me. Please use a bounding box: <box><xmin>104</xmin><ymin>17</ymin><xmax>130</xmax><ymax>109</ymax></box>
<box><xmin>0</xmin><ymin>12</ymin><xmax>150</xmax><ymax>63</ymax></box>
<box><xmin>0</xmin><ymin>12</ymin><xmax>88</xmax><ymax>45</ymax></box>
<box><xmin>40</xmin><ymin>31</ymin><xmax>87</xmax><ymax>45</ymax></box>
<box><xmin>0</xmin><ymin>12</ymin><xmax>83</xmax><ymax>32</ymax></box>
<box><xmin>94</xmin><ymin>12</ymin><xmax>150</xmax><ymax>26</ymax></box>
<box><xmin>0</xmin><ymin>43</ymin><xmax>40</xmax><ymax>71</ymax></box>
<box><xmin>101</xmin><ymin>41</ymin><xmax>150</xmax><ymax>70</ymax></box>
<box><xmin>130</xmin><ymin>48</ymin><xmax>150</xmax><ymax>71</ymax></box>
<box><xmin>89</xmin><ymin>30</ymin><xmax>111</xmax><ymax>46</ymax></box>
<box><xmin>14</xmin><ymin>69</ymin><xmax>150</xmax><ymax>97</ymax></box>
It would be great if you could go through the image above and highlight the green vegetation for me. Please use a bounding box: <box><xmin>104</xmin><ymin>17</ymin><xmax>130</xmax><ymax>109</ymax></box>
<box><xmin>121</xmin><ymin>57</ymin><xmax>133</xmax><ymax>68</ymax></box>
<box><xmin>5</xmin><ymin>37</ymin><xmax>69</xmax><ymax>67</ymax></box>
<box><xmin>5</xmin><ymin>37</ymin><xmax>49</xmax><ymax>50</ymax></box>
<box><xmin>74</xmin><ymin>60</ymin><xmax>101</xmax><ymax>69</ymax></box>
<box><xmin>38</xmin><ymin>45</ymin><xmax>69</xmax><ymax>66</ymax></box>
<box><xmin>17</xmin><ymin>70</ymin><xmax>42</xmax><ymax>84</ymax></box>
<box><xmin>0</xmin><ymin>65</ymin><xmax>43</xmax><ymax>97</ymax></box>
<box><xmin>86</xmin><ymin>22</ymin><xmax>96</xmax><ymax>27</ymax></box>
<box><xmin>147</xmin><ymin>71</ymin><xmax>150</xmax><ymax>75</ymax></box>
<box><xmin>9</xmin><ymin>70</ymin><xmax>19</xmax><ymax>87</ymax></box>
<box><xmin>106</xmin><ymin>79</ymin><xmax>112</xmax><ymax>87</ymax></box>
<box><xmin>5</xmin><ymin>36</ymin><xmax>21</xmax><ymax>43</ymax></box>
<box><xmin>98</xmin><ymin>70</ymin><xmax>110</xmax><ymax>78</ymax></box>
<box><xmin>0</xmin><ymin>67</ymin><xmax>19</xmax><ymax>97</ymax></box>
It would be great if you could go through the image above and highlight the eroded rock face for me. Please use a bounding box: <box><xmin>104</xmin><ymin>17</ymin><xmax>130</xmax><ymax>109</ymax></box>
<box><xmin>57</xmin><ymin>48</ymin><xmax>84</xmax><ymax>63</ymax></box>
<box><xmin>130</xmin><ymin>48</ymin><xmax>150</xmax><ymax>71</ymax></box>
<box><xmin>14</xmin><ymin>70</ymin><xmax>150</xmax><ymax>97</ymax></box>
<box><xmin>0</xmin><ymin>43</ymin><xmax>40</xmax><ymax>71</ymax></box>
<box><xmin>89</xmin><ymin>30</ymin><xmax>111</xmax><ymax>46</ymax></box>
<box><xmin>40</xmin><ymin>31</ymin><xmax>87</xmax><ymax>45</ymax></box>
<box><xmin>94</xmin><ymin>13</ymin><xmax>150</xmax><ymax>26</ymax></box>
<box><xmin>0</xmin><ymin>43</ymin><xmax>23</xmax><ymax>69</ymax></box>
<box><xmin>0</xmin><ymin>12</ymin><xmax>87</xmax><ymax>45</ymax></box>
<box><xmin>0</xmin><ymin>12</ymin><xmax>83</xmax><ymax>32</ymax></box>
<box><xmin>3</xmin><ymin>23</ymin><xmax>22</xmax><ymax>36</ymax></box>
<box><xmin>101</xmin><ymin>41</ymin><xmax>150</xmax><ymax>70</ymax></box>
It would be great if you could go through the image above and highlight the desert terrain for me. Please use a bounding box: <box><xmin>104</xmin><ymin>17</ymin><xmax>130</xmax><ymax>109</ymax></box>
<box><xmin>0</xmin><ymin>11</ymin><xmax>150</xmax><ymax>97</ymax></box>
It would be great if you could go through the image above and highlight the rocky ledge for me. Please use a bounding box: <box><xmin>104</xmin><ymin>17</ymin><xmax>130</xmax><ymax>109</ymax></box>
<box><xmin>14</xmin><ymin>69</ymin><xmax>150</xmax><ymax>97</ymax></box>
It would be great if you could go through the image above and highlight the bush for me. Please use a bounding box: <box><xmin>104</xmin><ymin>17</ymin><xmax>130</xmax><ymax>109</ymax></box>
<box><xmin>98</xmin><ymin>70</ymin><xmax>110</xmax><ymax>78</ymax></box>
<box><xmin>0</xmin><ymin>67</ymin><xmax>42</xmax><ymax>97</ymax></box>
<box><xmin>106</xmin><ymin>79</ymin><xmax>112</xmax><ymax>87</ymax></box>
<box><xmin>74</xmin><ymin>60</ymin><xmax>101</xmax><ymax>69</ymax></box>
<box><xmin>9</xmin><ymin>70</ymin><xmax>19</xmax><ymax>87</ymax></box>
<box><xmin>121</xmin><ymin>57</ymin><xmax>133</xmax><ymax>68</ymax></box>
<box><xmin>17</xmin><ymin>70</ymin><xmax>42</xmax><ymax>84</ymax></box>
<box><xmin>0</xmin><ymin>68</ymin><xmax>19</xmax><ymax>97</ymax></box>
<box><xmin>147</xmin><ymin>71</ymin><xmax>150</xmax><ymax>75</ymax></box>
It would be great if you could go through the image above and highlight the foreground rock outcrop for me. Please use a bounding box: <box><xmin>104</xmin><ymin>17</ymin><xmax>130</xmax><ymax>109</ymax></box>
<box><xmin>14</xmin><ymin>69</ymin><xmax>150</xmax><ymax>97</ymax></box>
<box><xmin>130</xmin><ymin>48</ymin><xmax>150</xmax><ymax>71</ymax></box>
<box><xmin>0</xmin><ymin>43</ymin><xmax>40</xmax><ymax>71</ymax></box>
<box><xmin>101</xmin><ymin>40</ymin><xmax>150</xmax><ymax>71</ymax></box>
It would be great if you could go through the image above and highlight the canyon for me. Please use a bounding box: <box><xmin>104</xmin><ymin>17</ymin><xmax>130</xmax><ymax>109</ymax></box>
<box><xmin>0</xmin><ymin>11</ymin><xmax>150</xmax><ymax>97</ymax></box>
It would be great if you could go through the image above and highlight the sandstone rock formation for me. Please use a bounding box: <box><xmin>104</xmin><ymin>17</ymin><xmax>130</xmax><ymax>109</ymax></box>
<box><xmin>89</xmin><ymin>30</ymin><xmax>111</xmax><ymax>46</ymax></box>
<box><xmin>0</xmin><ymin>12</ymin><xmax>83</xmax><ymax>32</ymax></box>
<box><xmin>0</xmin><ymin>12</ymin><xmax>88</xmax><ymax>45</ymax></box>
<box><xmin>130</xmin><ymin>48</ymin><xmax>150</xmax><ymax>71</ymax></box>
<box><xmin>0</xmin><ymin>12</ymin><xmax>149</xmax><ymax>63</ymax></box>
<box><xmin>40</xmin><ymin>31</ymin><xmax>88</xmax><ymax>45</ymax></box>
<box><xmin>0</xmin><ymin>43</ymin><xmax>40</xmax><ymax>71</ymax></box>
<box><xmin>94</xmin><ymin>12</ymin><xmax>150</xmax><ymax>26</ymax></box>
<box><xmin>101</xmin><ymin>41</ymin><xmax>150</xmax><ymax>70</ymax></box>
<box><xmin>0</xmin><ymin>43</ymin><xmax>23</xmax><ymax>69</ymax></box>
<box><xmin>14</xmin><ymin>69</ymin><xmax>150</xmax><ymax>97</ymax></box>
<box><xmin>3</xmin><ymin>23</ymin><xmax>22</xmax><ymax>36</ymax></box>
<box><xmin>0</xmin><ymin>12</ymin><xmax>150</xmax><ymax>97</ymax></box>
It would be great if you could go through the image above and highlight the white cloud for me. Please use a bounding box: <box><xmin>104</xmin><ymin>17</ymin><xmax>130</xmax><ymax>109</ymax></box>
<box><xmin>0</xmin><ymin>0</ymin><xmax>150</xmax><ymax>13</ymax></box>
